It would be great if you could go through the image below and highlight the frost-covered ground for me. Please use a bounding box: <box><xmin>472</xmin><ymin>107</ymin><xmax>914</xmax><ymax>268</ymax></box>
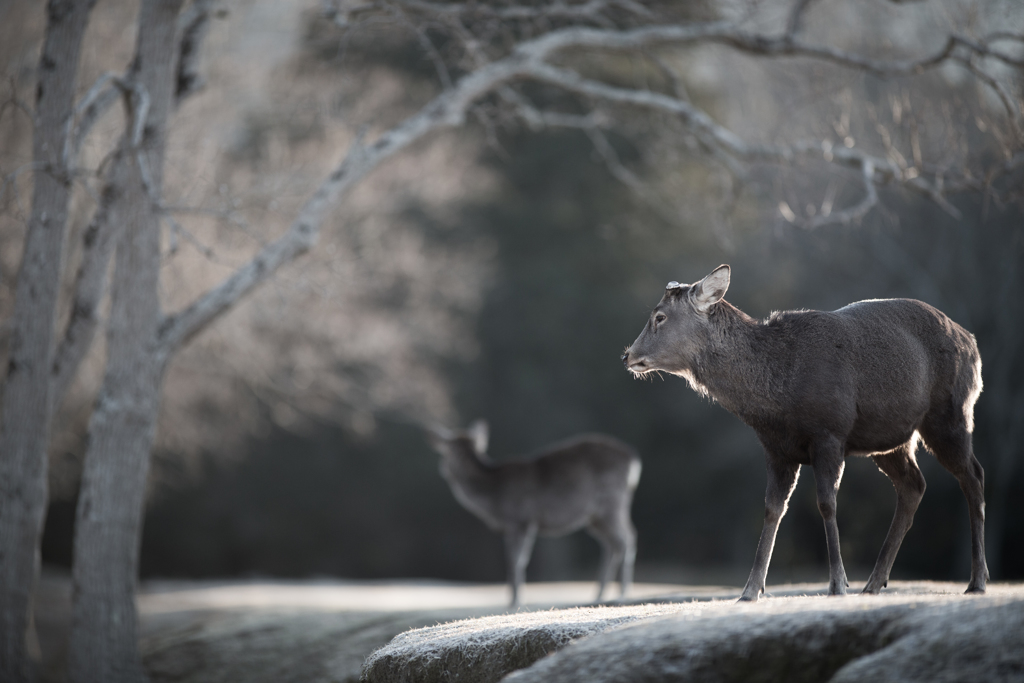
<box><xmin>32</xmin><ymin>571</ymin><xmax>687</xmax><ymax>682</ymax></box>
<box><xmin>365</xmin><ymin>583</ymin><xmax>1024</xmax><ymax>683</ymax></box>
<box><xmin>31</xmin><ymin>572</ymin><xmax>1024</xmax><ymax>683</ymax></box>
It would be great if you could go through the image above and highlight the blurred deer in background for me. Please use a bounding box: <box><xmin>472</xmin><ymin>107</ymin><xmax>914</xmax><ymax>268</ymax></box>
<box><xmin>427</xmin><ymin>421</ymin><xmax>641</xmax><ymax>607</ymax></box>
<box><xmin>623</xmin><ymin>264</ymin><xmax>987</xmax><ymax>601</ymax></box>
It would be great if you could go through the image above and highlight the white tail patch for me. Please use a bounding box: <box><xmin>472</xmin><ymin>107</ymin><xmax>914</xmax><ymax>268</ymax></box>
<box><xmin>627</xmin><ymin>459</ymin><xmax>642</xmax><ymax>490</ymax></box>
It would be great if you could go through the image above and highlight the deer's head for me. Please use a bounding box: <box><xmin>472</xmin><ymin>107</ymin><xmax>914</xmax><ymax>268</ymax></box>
<box><xmin>622</xmin><ymin>264</ymin><xmax>731</xmax><ymax>378</ymax></box>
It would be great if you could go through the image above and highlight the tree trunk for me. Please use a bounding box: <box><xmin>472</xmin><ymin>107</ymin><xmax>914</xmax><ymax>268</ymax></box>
<box><xmin>66</xmin><ymin>1</ymin><xmax>183</xmax><ymax>681</ymax></box>
<box><xmin>0</xmin><ymin>1</ymin><xmax>95</xmax><ymax>680</ymax></box>
<box><xmin>66</xmin><ymin>149</ymin><xmax>166</xmax><ymax>683</ymax></box>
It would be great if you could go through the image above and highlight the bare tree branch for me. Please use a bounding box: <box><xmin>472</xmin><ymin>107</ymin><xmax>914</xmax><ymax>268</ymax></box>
<box><xmin>645</xmin><ymin>51</ymin><xmax>689</xmax><ymax>101</ymax></box>
<box><xmin>157</xmin><ymin>131</ymin><xmax>369</xmax><ymax>351</ymax></box>
<box><xmin>512</xmin><ymin>21</ymin><xmax>1024</xmax><ymax>77</ymax></box>
<box><xmin>50</xmin><ymin>2</ymin><xmax>217</xmax><ymax>410</ymax></box>
<box><xmin>497</xmin><ymin>21</ymin><xmax>1021</xmax><ymax>223</ymax></box>
<box><xmin>497</xmin><ymin>84</ymin><xmax>700</xmax><ymax>223</ymax></box>
<box><xmin>389</xmin><ymin>2</ymin><xmax>454</xmax><ymax>90</ymax></box>
<box><xmin>155</xmin><ymin>8</ymin><xmax>1024</xmax><ymax>352</ymax></box>
<box><xmin>585</xmin><ymin>124</ymin><xmax>651</xmax><ymax>196</ymax></box>
<box><xmin>796</xmin><ymin>158</ymin><xmax>879</xmax><ymax>229</ymax></box>
<box><xmin>957</xmin><ymin>55</ymin><xmax>1024</xmax><ymax>143</ymax></box>
<box><xmin>50</xmin><ymin>78</ymin><xmax>157</xmax><ymax>409</ymax></box>
<box><xmin>155</xmin><ymin>48</ymin><xmax>549</xmax><ymax>351</ymax></box>
<box><xmin>162</xmin><ymin>212</ymin><xmax>219</xmax><ymax>260</ymax></box>
<box><xmin>67</xmin><ymin>2</ymin><xmax>215</xmax><ymax>162</ymax></box>
<box><xmin>67</xmin><ymin>74</ymin><xmax>150</xmax><ymax>175</ymax></box>
<box><xmin>358</xmin><ymin>0</ymin><xmax>648</xmax><ymax>24</ymax></box>
<box><xmin>68</xmin><ymin>72</ymin><xmax>121</xmax><ymax>163</ymax></box>
<box><xmin>498</xmin><ymin>85</ymin><xmax>607</xmax><ymax>131</ymax></box>
<box><xmin>50</xmin><ymin>184</ymin><xmax>119</xmax><ymax>406</ymax></box>
<box><xmin>516</xmin><ymin>60</ymin><xmax>903</xmax><ymax>225</ymax></box>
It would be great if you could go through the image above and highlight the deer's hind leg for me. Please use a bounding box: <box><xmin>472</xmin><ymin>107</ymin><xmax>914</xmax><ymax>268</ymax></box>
<box><xmin>919</xmin><ymin>409</ymin><xmax>988</xmax><ymax>593</ymax></box>
<box><xmin>863</xmin><ymin>439</ymin><xmax>927</xmax><ymax>594</ymax></box>
<box><xmin>587</xmin><ymin>511</ymin><xmax>634</xmax><ymax>602</ymax></box>
<box><xmin>620</xmin><ymin>516</ymin><xmax>636</xmax><ymax>597</ymax></box>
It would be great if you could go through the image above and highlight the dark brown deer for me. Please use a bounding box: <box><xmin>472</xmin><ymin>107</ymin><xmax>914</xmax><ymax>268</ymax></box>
<box><xmin>622</xmin><ymin>265</ymin><xmax>987</xmax><ymax>601</ymax></box>
<box><xmin>427</xmin><ymin>421</ymin><xmax>641</xmax><ymax>607</ymax></box>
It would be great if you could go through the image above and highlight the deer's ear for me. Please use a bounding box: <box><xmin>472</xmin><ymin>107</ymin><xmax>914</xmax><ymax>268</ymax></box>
<box><xmin>468</xmin><ymin>419</ymin><xmax>489</xmax><ymax>455</ymax></box>
<box><xmin>694</xmin><ymin>264</ymin><xmax>730</xmax><ymax>312</ymax></box>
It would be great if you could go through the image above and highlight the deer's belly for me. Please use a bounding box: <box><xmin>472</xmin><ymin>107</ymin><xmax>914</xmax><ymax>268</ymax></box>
<box><xmin>845</xmin><ymin>427</ymin><xmax>920</xmax><ymax>457</ymax></box>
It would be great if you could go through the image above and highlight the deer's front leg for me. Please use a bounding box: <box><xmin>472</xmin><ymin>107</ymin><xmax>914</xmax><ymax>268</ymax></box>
<box><xmin>504</xmin><ymin>522</ymin><xmax>537</xmax><ymax>607</ymax></box>
<box><xmin>811</xmin><ymin>436</ymin><xmax>848</xmax><ymax>596</ymax></box>
<box><xmin>740</xmin><ymin>455</ymin><xmax>800</xmax><ymax>602</ymax></box>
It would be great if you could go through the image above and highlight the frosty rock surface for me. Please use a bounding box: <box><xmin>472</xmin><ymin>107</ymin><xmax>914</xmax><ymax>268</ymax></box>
<box><xmin>362</xmin><ymin>584</ymin><xmax>1024</xmax><ymax>683</ymax></box>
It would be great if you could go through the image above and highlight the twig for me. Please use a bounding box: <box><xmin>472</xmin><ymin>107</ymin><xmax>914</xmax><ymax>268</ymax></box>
<box><xmin>176</xmin><ymin>0</ymin><xmax>217</xmax><ymax>101</ymax></box>
<box><xmin>646</xmin><ymin>52</ymin><xmax>689</xmax><ymax>101</ymax></box>
<box><xmin>67</xmin><ymin>72</ymin><xmax>122</xmax><ymax>165</ymax></box>
<box><xmin>0</xmin><ymin>76</ymin><xmax>34</xmax><ymax>124</ymax></box>
<box><xmin>394</xmin><ymin>0</ymin><xmax>636</xmax><ymax>23</ymax></box>
<box><xmin>393</xmin><ymin>3</ymin><xmax>455</xmax><ymax>90</ymax></box>
<box><xmin>797</xmin><ymin>158</ymin><xmax>878</xmax><ymax>228</ymax></box>
<box><xmin>957</xmin><ymin>55</ymin><xmax>1024</xmax><ymax>143</ymax></box>
<box><xmin>0</xmin><ymin>162</ymin><xmax>44</xmax><ymax>215</ymax></box>
<box><xmin>585</xmin><ymin>125</ymin><xmax>646</xmax><ymax>192</ymax></box>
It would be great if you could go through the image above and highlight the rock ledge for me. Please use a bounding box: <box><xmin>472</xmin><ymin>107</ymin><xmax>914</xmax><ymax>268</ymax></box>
<box><xmin>362</xmin><ymin>583</ymin><xmax>1024</xmax><ymax>683</ymax></box>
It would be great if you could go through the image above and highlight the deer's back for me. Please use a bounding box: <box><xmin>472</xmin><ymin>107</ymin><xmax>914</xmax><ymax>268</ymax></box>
<box><xmin>834</xmin><ymin>298</ymin><xmax>978</xmax><ymax>401</ymax></box>
<box><xmin>498</xmin><ymin>435</ymin><xmax>639</xmax><ymax>534</ymax></box>
<box><xmin>753</xmin><ymin>298</ymin><xmax>979</xmax><ymax>454</ymax></box>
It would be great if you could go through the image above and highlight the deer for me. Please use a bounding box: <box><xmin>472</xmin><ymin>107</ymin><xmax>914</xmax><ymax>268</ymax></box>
<box><xmin>427</xmin><ymin>420</ymin><xmax>641</xmax><ymax>607</ymax></box>
<box><xmin>622</xmin><ymin>264</ymin><xmax>987</xmax><ymax>602</ymax></box>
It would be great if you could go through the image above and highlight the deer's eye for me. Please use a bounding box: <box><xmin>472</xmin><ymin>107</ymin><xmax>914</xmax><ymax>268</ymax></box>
<box><xmin>654</xmin><ymin>313</ymin><xmax>667</xmax><ymax>324</ymax></box>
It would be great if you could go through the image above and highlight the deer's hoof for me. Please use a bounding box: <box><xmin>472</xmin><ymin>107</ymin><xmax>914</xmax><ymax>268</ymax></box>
<box><xmin>862</xmin><ymin>576</ymin><xmax>887</xmax><ymax>594</ymax></box>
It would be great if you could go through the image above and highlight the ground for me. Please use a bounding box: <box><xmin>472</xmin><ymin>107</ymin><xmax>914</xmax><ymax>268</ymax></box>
<box><xmin>30</xmin><ymin>570</ymin><xmax>1024</xmax><ymax>683</ymax></box>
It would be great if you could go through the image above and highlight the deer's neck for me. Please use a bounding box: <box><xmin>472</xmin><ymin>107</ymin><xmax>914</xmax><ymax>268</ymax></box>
<box><xmin>442</xmin><ymin>449</ymin><xmax>502</xmax><ymax>526</ymax></box>
<box><xmin>690</xmin><ymin>302</ymin><xmax>784</xmax><ymax>421</ymax></box>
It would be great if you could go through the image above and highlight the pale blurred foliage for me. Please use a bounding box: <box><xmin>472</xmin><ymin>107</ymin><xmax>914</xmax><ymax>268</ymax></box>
<box><xmin>0</xmin><ymin>0</ymin><xmax>496</xmax><ymax>495</ymax></box>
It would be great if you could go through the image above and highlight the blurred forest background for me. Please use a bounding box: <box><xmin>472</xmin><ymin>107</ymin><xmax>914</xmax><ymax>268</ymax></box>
<box><xmin>3</xmin><ymin>0</ymin><xmax>1022</xmax><ymax>592</ymax></box>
